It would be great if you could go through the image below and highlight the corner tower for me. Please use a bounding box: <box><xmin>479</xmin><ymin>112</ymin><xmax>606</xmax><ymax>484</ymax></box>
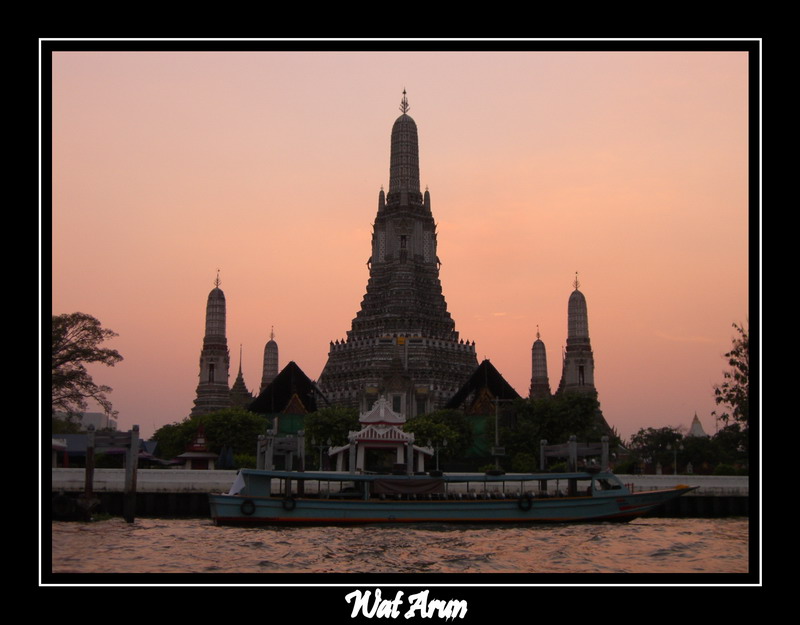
<box><xmin>190</xmin><ymin>273</ymin><xmax>232</xmax><ymax>416</ymax></box>
<box><xmin>260</xmin><ymin>327</ymin><xmax>279</xmax><ymax>393</ymax></box>
<box><xmin>556</xmin><ymin>273</ymin><xmax>596</xmax><ymax>396</ymax></box>
<box><xmin>529</xmin><ymin>326</ymin><xmax>552</xmax><ymax>399</ymax></box>
<box><xmin>317</xmin><ymin>92</ymin><xmax>478</xmax><ymax>416</ymax></box>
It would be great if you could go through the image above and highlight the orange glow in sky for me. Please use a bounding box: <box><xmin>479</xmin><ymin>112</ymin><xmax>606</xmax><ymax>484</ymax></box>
<box><xmin>49</xmin><ymin>48</ymin><xmax>753</xmax><ymax>441</ymax></box>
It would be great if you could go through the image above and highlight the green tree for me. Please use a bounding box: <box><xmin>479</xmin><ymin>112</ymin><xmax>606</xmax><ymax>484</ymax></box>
<box><xmin>711</xmin><ymin>425</ymin><xmax>749</xmax><ymax>473</ymax></box>
<box><xmin>150</xmin><ymin>421</ymin><xmax>190</xmax><ymax>461</ymax></box>
<box><xmin>152</xmin><ymin>408</ymin><xmax>269</xmax><ymax>463</ymax></box>
<box><xmin>303</xmin><ymin>406</ymin><xmax>360</xmax><ymax>448</ymax></box>
<box><xmin>52</xmin><ymin>414</ymin><xmax>83</xmax><ymax>434</ymax></box>
<box><xmin>52</xmin><ymin>312</ymin><xmax>123</xmax><ymax>419</ymax></box>
<box><xmin>679</xmin><ymin>433</ymin><xmax>719</xmax><ymax>474</ymax></box>
<box><xmin>404</xmin><ymin>409</ymin><xmax>474</xmax><ymax>463</ymax></box>
<box><xmin>628</xmin><ymin>426</ymin><xmax>684</xmax><ymax>472</ymax></box>
<box><xmin>302</xmin><ymin>406</ymin><xmax>360</xmax><ymax>468</ymax></box>
<box><xmin>712</xmin><ymin>321</ymin><xmax>749</xmax><ymax>455</ymax></box>
<box><xmin>199</xmin><ymin>408</ymin><xmax>270</xmax><ymax>456</ymax></box>
<box><xmin>501</xmin><ymin>394</ymin><xmax>611</xmax><ymax>470</ymax></box>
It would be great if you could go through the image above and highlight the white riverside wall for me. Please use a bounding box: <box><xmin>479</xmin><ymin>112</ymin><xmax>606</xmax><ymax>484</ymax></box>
<box><xmin>50</xmin><ymin>469</ymin><xmax>749</xmax><ymax>497</ymax></box>
<box><xmin>614</xmin><ymin>474</ymin><xmax>749</xmax><ymax>496</ymax></box>
<box><xmin>51</xmin><ymin>468</ymin><xmax>238</xmax><ymax>493</ymax></box>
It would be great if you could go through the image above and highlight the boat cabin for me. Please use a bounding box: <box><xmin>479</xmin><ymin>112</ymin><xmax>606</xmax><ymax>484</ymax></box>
<box><xmin>228</xmin><ymin>468</ymin><xmax>630</xmax><ymax>503</ymax></box>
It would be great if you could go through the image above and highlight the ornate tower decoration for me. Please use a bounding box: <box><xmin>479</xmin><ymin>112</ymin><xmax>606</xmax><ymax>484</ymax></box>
<box><xmin>556</xmin><ymin>273</ymin><xmax>596</xmax><ymax>396</ymax></box>
<box><xmin>260</xmin><ymin>327</ymin><xmax>279</xmax><ymax>393</ymax></box>
<box><xmin>230</xmin><ymin>344</ymin><xmax>255</xmax><ymax>408</ymax></box>
<box><xmin>191</xmin><ymin>272</ymin><xmax>232</xmax><ymax>416</ymax></box>
<box><xmin>530</xmin><ymin>326</ymin><xmax>552</xmax><ymax>399</ymax></box>
<box><xmin>317</xmin><ymin>91</ymin><xmax>478</xmax><ymax>416</ymax></box>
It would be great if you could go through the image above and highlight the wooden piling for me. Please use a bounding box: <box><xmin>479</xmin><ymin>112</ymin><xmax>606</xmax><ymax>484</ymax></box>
<box><xmin>123</xmin><ymin>425</ymin><xmax>139</xmax><ymax>523</ymax></box>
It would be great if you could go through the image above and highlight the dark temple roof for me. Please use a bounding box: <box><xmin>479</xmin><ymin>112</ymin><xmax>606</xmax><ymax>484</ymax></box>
<box><xmin>248</xmin><ymin>361</ymin><xmax>328</xmax><ymax>415</ymax></box>
<box><xmin>444</xmin><ymin>359</ymin><xmax>521</xmax><ymax>411</ymax></box>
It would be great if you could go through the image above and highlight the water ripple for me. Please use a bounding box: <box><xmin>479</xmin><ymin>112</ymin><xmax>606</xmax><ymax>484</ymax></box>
<box><xmin>50</xmin><ymin>517</ymin><xmax>749</xmax><ymax>575</ymax></box>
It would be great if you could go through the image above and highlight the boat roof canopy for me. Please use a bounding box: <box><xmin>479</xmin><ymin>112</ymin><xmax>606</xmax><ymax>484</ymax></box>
<box><xmin>240</xmin><ymin>469</ymin><xmax>612</xmax><ymax>483</ymax></box>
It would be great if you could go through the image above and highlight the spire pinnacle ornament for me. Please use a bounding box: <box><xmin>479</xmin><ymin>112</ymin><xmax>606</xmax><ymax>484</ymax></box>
<box><xmin>399</xmin><ymin>88</ymin><xmax>409</xmax><ymax>114</ymax></box>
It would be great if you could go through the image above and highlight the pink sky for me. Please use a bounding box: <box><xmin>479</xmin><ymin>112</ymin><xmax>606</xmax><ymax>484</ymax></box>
<box><xmin>49</xmin><ymin>48</ymin><xmax>753</xmax><ymax>441</ymax></box>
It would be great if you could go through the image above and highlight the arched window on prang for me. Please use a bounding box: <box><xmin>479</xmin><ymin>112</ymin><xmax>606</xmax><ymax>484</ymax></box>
<box><xmin>578</xmin><ymin>365</ymin><xmax>585</xmax><ymax>386</ymax></box>
<box><xmin>208</xmin><ymin>363</ymin><xmax>216</xmax><ymax>383</ymax></box>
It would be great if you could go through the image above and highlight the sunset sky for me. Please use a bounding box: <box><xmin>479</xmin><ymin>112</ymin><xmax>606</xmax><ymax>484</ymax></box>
<box><xmin>48</xmin><ymin>45</ymin><xmax>753</xmax><ymax>441</ymax></box>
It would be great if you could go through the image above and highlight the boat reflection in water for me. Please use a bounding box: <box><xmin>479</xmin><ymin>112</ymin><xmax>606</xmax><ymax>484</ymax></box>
<box><xmin>208</xmin><ymin>468</ymin><xmax>697</xmax><ymax>526</ymax></box>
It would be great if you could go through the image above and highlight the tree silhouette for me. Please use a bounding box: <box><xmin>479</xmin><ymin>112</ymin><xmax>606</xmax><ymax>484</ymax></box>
<box><xmin>712</xmin><ymin>321</ymin><xmax>749</xmax><ymax>455</ymax></box>
<box><xmin>52</xmin><ymin>312</ymin><xmax>123</xmax><ymax>419</ymax></box>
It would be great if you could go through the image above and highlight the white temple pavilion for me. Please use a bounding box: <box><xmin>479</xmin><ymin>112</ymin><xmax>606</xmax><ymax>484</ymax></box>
<box><xmin>328</xmin><ymin>397</ymin><xmax>434</xmax><ymax>473</ymax></box>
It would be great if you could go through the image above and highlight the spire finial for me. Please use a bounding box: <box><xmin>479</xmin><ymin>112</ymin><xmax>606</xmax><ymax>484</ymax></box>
<box><xmin>573</xmin><ymin>271</ymin><xmax>580</xmax><ymax>291</ymax></box>
<box><xmin>215</xmin><ymin>269</ymin><xmax>221</xmax><ymax>288</ymax></box>
<box><xmin>399</xmin><ymin>88</ymin><xmax>409</xmax><ymax>114</ymax></box>
<box><xmin>238</xmin><ymin>344</ymin><xmax>243</xmax><ymax>373</ymax></box>
<box><xmin>270</xmin><ymin>326</ymin><xmax>275</xmax><ymax>341</ymax></box>
<box><xmin>536</xmin><ymin>324</ymin><xmax>540</xmax><ymax>340</ymax></box>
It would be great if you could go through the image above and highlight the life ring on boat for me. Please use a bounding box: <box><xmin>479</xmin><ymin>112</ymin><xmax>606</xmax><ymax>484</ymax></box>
<box><xmin>240</xmin><ymin>499</ymin><xmax>256</xmax><ymax>516</ymax></box>
<box><xmin>282</xmin><ymin>496</ymin><xmax>296</xmax><ymax>511</ymax></box>
<box><xmin>517</xmin><ymin>493</ymin><xmax>533</xmax><ymax>511</ymax></box>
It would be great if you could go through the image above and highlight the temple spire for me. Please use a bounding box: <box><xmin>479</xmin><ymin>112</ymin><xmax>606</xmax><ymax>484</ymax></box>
<box><xmin>318</xmin><ymin>92</ymin><xmax>477</xmax><ymax>417</ymax></box>
<box><xmin>388</xmin><ymin>90</ymin><xmax>421</xmax><ymax>200</ymax></box>
<box><xmin>230</xmin><ymin>343</ymin><xmax>254</xmax><ymax>409</ymax></box>
<box><xmin>557</xmin><ymin>276</ymin><xmax>595</xmax><ymax>396</ymax></box>
<box><xmin>191</xmin><ymin>276</ymin><xmax>231</xmax><ymax>416</ymax></box>
<box><xmin>260</xmin><ymin>327</ymin><xmax>279</xmax><ymax>393</ymax></box>
<box><xmin>530</xmin><ymin>325</ymin><xmax>551</xmax><ymax>399</ymax></box>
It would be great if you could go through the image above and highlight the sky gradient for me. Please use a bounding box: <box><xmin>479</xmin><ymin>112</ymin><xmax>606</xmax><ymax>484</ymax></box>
<box><xmin>49</xmin><ymin>48</ymin><xmax>752</xmax><ymax>441</ymax></box>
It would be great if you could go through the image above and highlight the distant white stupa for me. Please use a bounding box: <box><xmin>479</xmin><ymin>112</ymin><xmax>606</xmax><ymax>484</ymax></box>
<box><xmin>687</xmin><ymin>413</ymin><xmax>709</xmax><ymax>438</ymax></box>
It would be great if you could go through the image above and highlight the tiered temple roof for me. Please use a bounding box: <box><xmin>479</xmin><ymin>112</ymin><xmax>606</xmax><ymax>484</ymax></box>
<box><xmin>249</xmin><ymin>361</ymin><xmax>327</xmax><ymax>415</ymax></box>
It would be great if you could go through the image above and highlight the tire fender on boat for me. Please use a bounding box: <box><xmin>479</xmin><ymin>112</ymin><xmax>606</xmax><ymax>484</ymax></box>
<box><xmin>282</xmin><ymin>496</ymin><xmax>296</xmax><ymax>511</ymax></box>
<box><xmin>240</xmin><ymin>499</ymin><xmax>256</xmax><ymax>516</ymax></box>
<box><xmin>518</xmin><ymin>493</ymin><xmax>533</xmax><ymax>511</ymax></box>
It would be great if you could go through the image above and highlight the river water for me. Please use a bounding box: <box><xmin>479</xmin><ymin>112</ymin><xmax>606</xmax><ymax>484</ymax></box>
<box><xmin>48</xmin><ymin>516</ymin><xmax>751</xmax><ymax>577</ymax></box>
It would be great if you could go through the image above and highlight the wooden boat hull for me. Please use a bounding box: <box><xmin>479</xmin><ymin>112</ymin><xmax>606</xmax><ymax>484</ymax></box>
<box><xmin>208</xmin><ymin>486</ymin><xmax>696</xmax><ymax>525</ymax></box>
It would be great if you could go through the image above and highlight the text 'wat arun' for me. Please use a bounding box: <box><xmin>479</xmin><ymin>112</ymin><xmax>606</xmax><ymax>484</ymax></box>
<box><xmin>317</xmin><ymin>92</ymin><xmax>478</xmax><ymax>416</ymax></box>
